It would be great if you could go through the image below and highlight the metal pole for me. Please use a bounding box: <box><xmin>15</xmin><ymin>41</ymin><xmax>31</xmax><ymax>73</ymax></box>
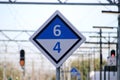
<box><xmin>94</xmin><ymin>48</ymin><xmax>96</xmax><ymax>80</ymax></box>
<box><xmin>3</xmin><ymin>63</ymin><xmax>6</xmax><ymax>80</ymax></box>
<box><xmin>21</xmin><ymin>66</ymin><xmax>25</xmax><ymax>80</ymax></box>
<box><xmin>56</xmin><ymin>67</ymin><xmax>60</xmax><ymax>80</ymax></box>
<box><xmin>82</xmin><ymin>54</ymin><xmax>84</xmax><ymax>80</ymax></box>
<box><xmin>100</xmin><ymin>29</ymin><xmax>102</xmax><ymax>80</ymax></box>
<box><xmin>104</xmin><ymin>68</ymin><xmax>106</xmax><ymax>80</ymax></box>
<box><xmin>108</xmin><ymin>33</ymin><xmax>110</xmax><ymax>56</ymax></box>
<box><xmin>108</xmin><ymin>33</ymin><xmax>110</xmax><ymax>80</ymax></box>
<box><xmin>108</xmin><ymin>66</ymin><xmax>110</xmax><ymax>80</ymax></box>
<box><xmin>117</xmin><ymin>1</ymin><xmax>120</xmax><ymax>79</ymax></box>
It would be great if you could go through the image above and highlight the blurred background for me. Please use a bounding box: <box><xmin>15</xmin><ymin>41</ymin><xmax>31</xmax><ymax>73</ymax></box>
<box><xmin>0</xmin><ymin>0</ymin><xmax>118</xmax><ymax>80</ymax></box>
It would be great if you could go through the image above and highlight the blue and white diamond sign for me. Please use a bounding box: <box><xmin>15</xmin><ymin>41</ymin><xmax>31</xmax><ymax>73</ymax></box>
<box><xmin>30</xmin><ymin>10</ymin><xmax>86</xmax><ymax>67</ymax></box>
<box><xmin>70</xmin><ymin>67</ymin><xmax>80</xmax><ymax>76</ymax></box>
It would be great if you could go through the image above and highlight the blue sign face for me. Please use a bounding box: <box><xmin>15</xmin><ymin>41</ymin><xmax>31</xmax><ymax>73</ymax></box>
<box><xmin>33</xmin><ymin>15</ymin><xmax>81</xmax><ymax>63</ymax></box>
<box><xmin>30</xmin><ymin>10</ymin><xmax>86</xmax><ymax>67</ymax></box>
<box><xmin>35</xmin><ymin>15</ymin><xmax>79</xmax><ymax>39</ymax></box>
<box><xmin>70</xmin><ymin>67</ymin><xmax>78</xmax><ymax>73</ymax></box>
<box><xmin>70</xmin><ymin>67</ymin><xmax>80</xmax><ymax>77</ymax></box>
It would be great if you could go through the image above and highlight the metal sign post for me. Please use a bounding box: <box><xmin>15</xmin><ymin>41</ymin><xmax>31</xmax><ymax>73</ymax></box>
<box><xmin>56</xmin><ymin>67</ymin><xmax>60</xmax><ymax>80</ymax></box>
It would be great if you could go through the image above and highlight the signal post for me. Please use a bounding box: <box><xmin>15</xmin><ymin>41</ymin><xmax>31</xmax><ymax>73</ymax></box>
<box><xmin>20</xmin><ymin>49</ymin><xmax>25</xmax><ymax>80</ymax></box>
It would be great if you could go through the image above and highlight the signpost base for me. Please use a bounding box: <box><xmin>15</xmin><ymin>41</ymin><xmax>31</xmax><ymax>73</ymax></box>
<box><xmin>56</xmin><ymin>67</ymin><xmax>60</xmax><ymax>80</ymax></box>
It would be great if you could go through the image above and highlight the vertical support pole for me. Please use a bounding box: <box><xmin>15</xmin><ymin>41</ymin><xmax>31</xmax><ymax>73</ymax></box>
<box><xmin>117</xmin><ymin>1</ymin><xmax>120</xmax><ymax>79</ymax></box>
<box><xmin>108</xmin><ymin>33</ymin><xmax>110</xmax><ymax>56</ymax></box>
<box><xmin>100</xmin><ymin>28</ymin><xmax>102</xmax><ymax>80</ymax></box>
<box><xmin>94</xmin><ymin>48</ymin><xmax>96</xmax><ymax>80</ymax></box>
<box><xmin>104</xmin><ymin>67</ymin><xmax>106</xmax><ymax>80</ymax></box>
<box><xmin>82</xmin><ymin>54</ymin><xmax>84</xmax><ymax>80</ymax></box>
<box><xmin>107</xmin><ymin>33</ymin><xmax>110</xmax><ymax>80</ymax></box>
<box><xmin>21</xmin><ymin>66</ymin><xmax>25</xmax><ymax>80</ymax></box>
<box><xmin>56</xmin><ymin>67</ymin><xmax>60</xmax><ymax>80</ymax></box>
<box><xmin>3</xmin><ymin>63</ymin><xmax>6</xmax><ymax>80</ymax></box>
<box><xmin>3</xmin><ymin>56</ymin><xmax>6</xmax><ymax>80</ymax></box>
<box><xmin>22</xmin><ymin>68</ymin><xmax>24</xmax><ymax>80</ymax></box>
<box><xmin>108</xmin><ymin>66</ymin><xmax>110</xmax><ymax>80</ymax></box>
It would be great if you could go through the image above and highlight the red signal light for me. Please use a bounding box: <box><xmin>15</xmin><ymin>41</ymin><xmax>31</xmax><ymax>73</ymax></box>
<box><xmin>111</xmin><ymin>50</ymin><xmax>115</xmax><ymax>57</ymax></box>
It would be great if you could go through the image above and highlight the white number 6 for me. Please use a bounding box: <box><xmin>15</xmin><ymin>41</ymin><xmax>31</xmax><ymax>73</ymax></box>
<box><xmin>53</xmin><ymin>25</ymin><xmax>61</xmax><ymax>36</ymax></box>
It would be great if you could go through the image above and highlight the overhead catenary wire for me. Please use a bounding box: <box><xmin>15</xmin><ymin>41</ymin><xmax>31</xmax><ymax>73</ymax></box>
<box><xmin>6</xmin><ymin>4</ymin><xmax>21</xmax><ymax>28</ymax></box>
<box><xmin>0</xmin><ymin>0</ymin><xmax>117</xmax><ymax>6</ymax></box>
